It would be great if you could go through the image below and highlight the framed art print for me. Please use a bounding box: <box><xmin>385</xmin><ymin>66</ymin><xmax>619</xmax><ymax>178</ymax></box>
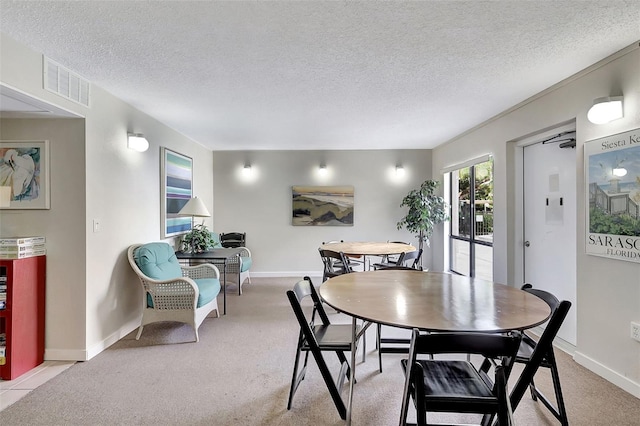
<box><xmin>292</xmin><ymin>185</ymin><xmax>354</xmax><ymax>226</ymax></box>
<box><xmin>161</xmin><ymin>147</ymin><xmax>193</xmax><ymax>238</ymax></box>
<box><xmin>0</xmin><ymin>140</ymin><xmax>50</xmax><ymax>209</ymax></box>
<box><xmin>585</xmin><ymin>128</ymin><xmax>640</xmax><ymax>263</ymax></box>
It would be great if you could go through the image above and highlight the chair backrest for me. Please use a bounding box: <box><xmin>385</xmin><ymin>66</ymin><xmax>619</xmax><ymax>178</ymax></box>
<box><xmin>287</xmin><ymin>276</ymin><xmax>331</xmax><ymax>339</ymax></box>
<box><xmin>220</xmin><ymin>232</ymin><xmax>246</xmax><ymax>248</ymax></box>
<box><xmin>129</xmin><ymin>242</ymin><xmax>182</xmax><ymax>280</ymax></box>
<box><xmin>509</xmin><ymin>284</ymin><xmax>572</xmax><ymax>411</ymax></box>
<box><xmin>319</xmin><ymin>249</ymin><xmax>352</xmax><ymax>281</ymax></box>
<box><xmin>409</xmin><ymin>329</ymin><xmax>522</xmax><ymax>363</ymax></box>
<box><xmin>397</xmin><ymin>249</ymin><xmax>423</xmax><ymax>269</ymax></box>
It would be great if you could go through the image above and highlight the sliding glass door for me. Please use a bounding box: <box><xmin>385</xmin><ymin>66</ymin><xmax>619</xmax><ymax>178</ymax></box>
<box><xmin>449</xmin><ymin>158</ymin><xmax>493</xmax><ymax>280</ymax></box>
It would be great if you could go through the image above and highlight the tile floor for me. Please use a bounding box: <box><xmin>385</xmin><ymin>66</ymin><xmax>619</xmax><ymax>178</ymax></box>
<box><xmin>0</xmin><ymin>361</ymin><xmax>75</xmax><ymax>411</ymax></box>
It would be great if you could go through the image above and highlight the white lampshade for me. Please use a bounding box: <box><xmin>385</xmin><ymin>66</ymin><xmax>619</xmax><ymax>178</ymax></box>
<box><xmin>587</xmin><ymin>96</ymin><xmax>623</xmax><ymax>124</ymax></box>
<box><xmin>127</xmin><ymin>133</ymin><xmax>149</xmax><ymax>152</ymax></box>
<box><xmin>177</xmin><ymin>196</ymin><xmax>210</xmax><ymax>217</ymax></box>
<box><xmin>0</xmin><ymin>186</ymin><xmax>11</xmax><ymax>208</ymax></box>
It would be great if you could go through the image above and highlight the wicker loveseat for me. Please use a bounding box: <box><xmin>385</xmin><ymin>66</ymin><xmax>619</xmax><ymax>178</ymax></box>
<box><xmin>128</xmin><ymin>242</ymin><xmax>221</xmax><ymax>342</ymax></box>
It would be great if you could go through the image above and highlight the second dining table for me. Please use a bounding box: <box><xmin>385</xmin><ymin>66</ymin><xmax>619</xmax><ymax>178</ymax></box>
<box><xmin>319</xmin><ymin>269</ymin><xmax>552</xmax><ymax>425</ymax></box>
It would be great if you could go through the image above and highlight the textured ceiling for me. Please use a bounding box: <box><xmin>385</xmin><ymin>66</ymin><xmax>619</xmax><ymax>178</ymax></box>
<box><xmin>1</xmin><ymin>1</ymin><xmax>639</xmax><ymax>150</ymax></box>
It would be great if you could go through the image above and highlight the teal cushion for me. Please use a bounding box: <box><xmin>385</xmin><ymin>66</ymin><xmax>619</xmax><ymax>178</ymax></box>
<box><xmin>209</xmin><ymin>232</ymin><xmax>223</xmax><ymax>249</ymax></box>
<box><xmin>194</xmin><ymin>278</ymin><xmax>221</xmax><ymax>307</ymax></box>
<box><xmin>134</xmin><ymin>243</ymin><xmax>182</xmax><ymax>280</ymax></box>
<box><xmin>146</xmin><ymin>278</ymin><xmax>220</xmax><ymax>308</ymax></box>
<box><xmin>240</xmin><ymin>256</ymin><xmax>252</xmax><ymax>272</ymax></box>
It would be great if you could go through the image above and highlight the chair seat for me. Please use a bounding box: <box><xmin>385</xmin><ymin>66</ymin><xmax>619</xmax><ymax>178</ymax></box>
<box><xmin>305</xmin><ymin>324</ymin><xmax>361</xmax><ymax>350</ymax></box>
<box><xmin>403</xmin><ymin>359</ymin><xmax>495</xmax><ymax>401</ymax></box>
<box><xmin>147</xmin><ymin>278</ymin><xmax>220</xmax><ymax>308</ymax></box>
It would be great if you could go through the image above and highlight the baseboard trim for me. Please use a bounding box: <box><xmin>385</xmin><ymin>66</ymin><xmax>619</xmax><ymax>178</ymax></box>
<box><xmin>250</xmin><ymin>271</ymin><xmax>322</xmax><ymax>279</ymax></box>
<box><xmin>45</xmin><ymin>318</ymin><xmax>140</xmax><ymax>362</ymax></box>
<box><xmin>574</xmin><ymin>351</ymin><xmax>640</xmax><ymax>398</ymax></box>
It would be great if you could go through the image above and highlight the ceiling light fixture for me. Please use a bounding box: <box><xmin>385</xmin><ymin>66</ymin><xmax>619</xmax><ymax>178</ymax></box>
<box><xmin>587</xmin><ymin>96</ymin><xmax>623</xmax><ymax>124</ymax></box>
<box><xmin>127</xmin><ymin>133</ymin><xmax>149</xmax><ymax>152</ymax></box>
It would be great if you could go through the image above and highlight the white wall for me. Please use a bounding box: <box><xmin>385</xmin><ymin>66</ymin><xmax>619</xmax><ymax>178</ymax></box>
<box><xmin>212</xmin><ymin>150</ymin><xmax>433</xmax><ymax>275</ymax></box>
<box><xmin>431</xmin><ymin>44</ymin><xmax>640</xmax><ymax>396</ymax></box>
<box><xmin>1</xmin><ymin>33</ymin><xmax>214</xmax><ymax>360</ymax></box>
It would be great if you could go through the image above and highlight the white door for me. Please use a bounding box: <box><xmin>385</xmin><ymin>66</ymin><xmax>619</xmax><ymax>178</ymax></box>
<box><xmin>524</xmin><ymin>137</ymin><xmax>577</xmax><ymax>345</ymax></box>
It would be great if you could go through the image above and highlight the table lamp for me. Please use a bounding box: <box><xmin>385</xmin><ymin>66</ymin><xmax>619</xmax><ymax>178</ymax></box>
<box><xmin>177</xmin><ymin>197</ymin><xmax>213</xmax><ymax>252</ymax></box>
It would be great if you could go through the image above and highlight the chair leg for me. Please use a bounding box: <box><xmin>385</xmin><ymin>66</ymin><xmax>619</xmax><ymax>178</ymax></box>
<box><xmin>287</xmin><ymin>347</ymin><xmax>304</xmax><ymax>410</ymax></box>
<box><xmin>549</xmin><ymin>353</ymin><xmax>569</xmax><ymax>426</ymax></box>
<box><xmin>532</xmin><ymin>353</ymin><xmax>569</xmax><ymax>426</ymax></box>
<box><xmin>311</xmin><ymin>347</ymin><xmax>347</xmax><ymax>420</ymax></box>
<box><xmin>136</xmin><ymin>325</ymin><xmax>144</xmax><ymax>340</ymax></box>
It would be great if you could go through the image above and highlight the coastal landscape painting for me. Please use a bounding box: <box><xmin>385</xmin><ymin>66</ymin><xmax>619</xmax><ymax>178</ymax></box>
<box><xmin>292</xmin><ymin>185</ymin><xmax>354</xmax><ymax>226</ymax></box>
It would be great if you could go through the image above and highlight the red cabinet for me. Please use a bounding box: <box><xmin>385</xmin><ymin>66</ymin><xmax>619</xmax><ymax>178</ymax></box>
<box><xmin>0</xmin><ymin>256</ymin><xmax>46</xmax><ymax>380</ymax></box>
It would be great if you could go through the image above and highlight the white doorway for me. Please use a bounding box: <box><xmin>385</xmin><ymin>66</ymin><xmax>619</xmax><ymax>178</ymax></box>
<box><xmin>522</xmin><ymin>126</ymin><xmax>577</xmax><ymax>346</ymax></box>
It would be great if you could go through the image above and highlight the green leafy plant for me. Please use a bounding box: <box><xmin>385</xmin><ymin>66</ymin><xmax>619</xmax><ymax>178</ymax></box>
<box><xmin>181</xmin><ymin>223</ymin><xmax>215</xmax><ymax>253</ymax></box>
<box><xmin>397</xmin><ymin>180</ymin><xmax>449</xmax><ymax>254</ymax></box>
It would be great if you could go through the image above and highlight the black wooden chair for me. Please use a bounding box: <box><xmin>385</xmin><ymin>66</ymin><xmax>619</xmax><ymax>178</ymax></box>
<box><xmin>219</xmin><ymin>232</ymin><xmax>246</xmax><ymax>248</ymax></box>
<box><xmin>319</xmin><ymin>248</ymin><xmax>352</xmax><ymax>282</ymax></box>
<box><xmin>286</xmin><ymin>276</ymin><xmax>362</xmax><ymax>420</ymax></box>
<box><xmin>507</xmin><ymin>284</ymin><xmax>571</xmax><ymax>425</ymax></box>
<box><xmin>399</xmin><ymin>328</ymin><xmax>522</xmax><ymax>426</ymax></box>
<box><xmin>373</xmin><ymin>249</ymin><xmax>423</xmax><ymax>270</ymax></box>
<box><xmin>322</xmin><ymin>240</ymin><xmax>365</xmax><ymax>271</ymax></box>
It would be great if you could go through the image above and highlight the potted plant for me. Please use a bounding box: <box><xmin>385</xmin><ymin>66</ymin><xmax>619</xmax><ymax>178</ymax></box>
<box><xmin>181</xmin><ymin>223</ymin><xmax>215</xmax><ymax>253</ymax></box>
<box><xmin>397</xmin><ymin>179</ymin><xmax>449</xmax><ymax>259</ymax></box>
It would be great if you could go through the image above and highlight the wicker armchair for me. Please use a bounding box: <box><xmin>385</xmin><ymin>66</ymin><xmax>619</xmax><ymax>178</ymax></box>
<box><xmin>222</xmin><ymin>246</ymin><xmax>252</xmax><ymax>295</ymax></box>
<box><xmin>127</xmin><ymin>243</ymin><xmax>221</xmax><ymax>342</ymax></box>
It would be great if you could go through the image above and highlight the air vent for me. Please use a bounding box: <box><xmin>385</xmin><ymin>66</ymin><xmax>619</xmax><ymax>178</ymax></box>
<box><xmin>43</xmin><ymin>56</ymin><xmax>90</xmax><ymax>107</ymax></box>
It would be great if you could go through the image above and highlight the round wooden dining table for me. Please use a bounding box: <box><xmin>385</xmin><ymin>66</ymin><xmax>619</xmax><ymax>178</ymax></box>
<box><xmin>318</xmin><ymin>241</ymin><xmax>415</xmax><ymax>257</ymax></box>
<box><xmin>319</xmin><ymin>269</ymin><xmax>551</xmax><ymax>424</ymax></box>
<box><xmin>320</xmin><ymin>270</ymin><xmax>550</xmax><ymax>332</ymax></box>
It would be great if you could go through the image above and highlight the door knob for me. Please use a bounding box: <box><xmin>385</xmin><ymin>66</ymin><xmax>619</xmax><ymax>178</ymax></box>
<box><xmin>524</xmin><ymin>241</ymin><xmax>530</xmax><ymax>247</ymax></box>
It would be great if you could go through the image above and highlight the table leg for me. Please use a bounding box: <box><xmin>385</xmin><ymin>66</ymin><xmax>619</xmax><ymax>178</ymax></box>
<box><xmin>223</xmin><ymin>260</ymin><xmax>227</xmax><ymax>315</ymax></box>
<box><xmin>347</xmin><ymin>316</ymin><xmax>357</xmax><ymax>425</ymax></box>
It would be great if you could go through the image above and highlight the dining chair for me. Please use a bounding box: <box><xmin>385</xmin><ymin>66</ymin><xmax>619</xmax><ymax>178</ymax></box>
<box><xmin>322</xmin><ymin>240</ymin><xmax>365</xmax><ymax>271</ymax></box>
<box><xmin>286</xmin><ymin>276</ymin><xmax>363</xmax><ymax>420</ymax></box>
<box><xmin>507</xmin><ymin>284</ymin><xmax>571</xmax><ymax>425</ymax></box>
<box><xmin>372</xmin><ymin>248</ymin><xmax>423</xmax><ymax>270</ymax></box>
<box><xmin>319</xmin><ymin>248</ymin><xmax>353</xmax><ymax>282</ymax></box>
<box><xmin>399</xmin><ymin>328</ymin><xmax>522</xmax><ymax>426</ymax></box>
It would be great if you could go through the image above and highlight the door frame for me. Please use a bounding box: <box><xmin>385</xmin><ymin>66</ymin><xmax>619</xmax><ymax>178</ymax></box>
<box><xmin>510</xmin><ymin>120</ymin><xmax>576</xmax><ymax>289</ymax></box>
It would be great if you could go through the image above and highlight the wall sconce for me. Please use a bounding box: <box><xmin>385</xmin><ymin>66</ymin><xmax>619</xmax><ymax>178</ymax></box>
<box><xmin>127</xmin><ymin>133</ymin><xmax>149</xmax><ymax>152</ymax></box>
<box><xmin>587</xmin><ymin>96</ymin><xmax>623</xmax><ymax>124</ymax></box>
<box><xmin>243</xmin><ymin>163</ymin><xmax>252</xmax><ymax>175</ymax></box>
<box><xmin>318</xmin><ymin>164</ymin><xmax>328</xmax><ymax>176</ymax></box>
<box><xmin>0</xmin><ymin>186</ymin><xmax>11</xmax><ymax>208</ymax></box>
<box><xmin>395</xmin><ymin>165</ymin><xmax>405</xmax><ymax>177</ymax></box>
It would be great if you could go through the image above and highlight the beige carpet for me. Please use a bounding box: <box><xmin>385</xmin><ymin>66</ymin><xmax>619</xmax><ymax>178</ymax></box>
<box><xmin>1</xmin><ymin>276</ymin><xmax>638</xmax><ymax>425</ymax></box>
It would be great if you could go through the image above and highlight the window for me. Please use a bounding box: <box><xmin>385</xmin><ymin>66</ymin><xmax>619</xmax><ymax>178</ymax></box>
<box><xmin>448</xmin><ymin>157</ymin><xmax>493</xmax><ymax>280</ymax></box>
